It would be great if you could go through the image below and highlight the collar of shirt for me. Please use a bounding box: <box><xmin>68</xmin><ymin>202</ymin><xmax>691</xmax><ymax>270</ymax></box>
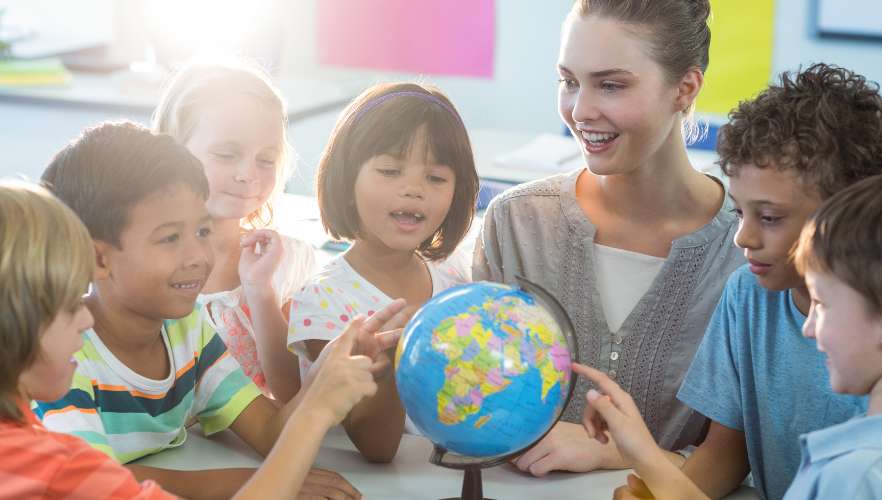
<box><xmin>802</xmin><ymin>414</ymin><xmax>882</xmax><ymax>463</ymax></box>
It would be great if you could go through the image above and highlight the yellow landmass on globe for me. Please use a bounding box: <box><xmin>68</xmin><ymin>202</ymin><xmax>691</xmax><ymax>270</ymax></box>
<box><xmin>475</xmin><ymin>415</ymin><xmax>492</xmax><ymax>429</ymax></box>
<box><xmin>431</xmin><ymin>298</ymin><xmax>570</xmax><ymax>427</ymax></box>
<box><xmin>434</xmin><ymin>313</ymin><xmax>519</xmax><ymax>425</ymax></box>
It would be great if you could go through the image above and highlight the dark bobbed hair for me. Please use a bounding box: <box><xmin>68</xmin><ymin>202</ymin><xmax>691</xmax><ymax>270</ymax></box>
<box><xmin>316</xmin><ymin>82</ymin><xmax>479</xmax><ymax>261</ymax></box>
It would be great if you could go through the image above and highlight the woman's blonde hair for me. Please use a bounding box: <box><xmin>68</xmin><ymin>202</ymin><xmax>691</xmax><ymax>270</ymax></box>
<box><xmin>152</xmin><ymin>59</ymin><xmax>291</xmax><ymax>229</ymax></box>
<box><xmin>0</xmin><ymin>180</ymin><xmax>94</xmax><ymax>422</ymax></box>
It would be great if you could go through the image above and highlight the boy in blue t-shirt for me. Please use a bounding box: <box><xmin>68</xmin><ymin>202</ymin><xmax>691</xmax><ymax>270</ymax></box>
<box><xmin>566</xmin><ymin>174</ymin><xmax>882</xmax><ymax>500</ymax></box>
<box><xmin>674</xmin><ymin>63</ymin><xmax>882</xmax><ymax>499</ymax></box>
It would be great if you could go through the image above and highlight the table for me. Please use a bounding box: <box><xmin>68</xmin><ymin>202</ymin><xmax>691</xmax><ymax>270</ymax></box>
<box><xmin>136</xmin><ymin>426</ymin><xmax>758</xmax><ymax>500</ymax></box>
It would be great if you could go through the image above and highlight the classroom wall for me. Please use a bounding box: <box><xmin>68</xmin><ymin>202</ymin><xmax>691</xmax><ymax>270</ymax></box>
<box><xmin>772</xmin><ymin>0</ymin><xmax>882</xmax><ymax>81</ymax></box>
<box><xmin>281</xmin><ymin>0</ymin><xmax>573</xmax><ymax>135</ymax></box>
<box><xmin>283</xmin><ymin>0</ymin><xmax>882</xmax><ymax>135</ymax></box>
<box><xmin>5</xmin><ymin>0</ymin><xmax>882</xmax><ymax>183</ymax></box>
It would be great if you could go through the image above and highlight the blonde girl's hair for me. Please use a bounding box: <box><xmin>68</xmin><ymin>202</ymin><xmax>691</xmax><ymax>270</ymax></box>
<box><xmin>0</xmin><ymin>180</ymin><xmax>94</xmax><ymax>422</ymax></box>
<box><xmin>151</xmin><ymin>59</ymin><xmax>290</xmax><ymax>229</ymax></box>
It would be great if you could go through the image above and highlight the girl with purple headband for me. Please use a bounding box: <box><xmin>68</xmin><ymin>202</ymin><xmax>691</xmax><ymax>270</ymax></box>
<box><xmin>286</xmin><ymin>82</ymin><xmax>479</xmax><ymax>461</ymax></box>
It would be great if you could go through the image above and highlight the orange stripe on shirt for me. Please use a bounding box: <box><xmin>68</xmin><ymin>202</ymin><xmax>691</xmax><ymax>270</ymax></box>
<box><xmin>175</xmin><ymin>355</ymin><xmax>198</xmax><ymax>380</ymax></box>
<box><xmin>41</xmin><ymin>405</ymin><xmax>98</xmax><ymax>418</ymax></box>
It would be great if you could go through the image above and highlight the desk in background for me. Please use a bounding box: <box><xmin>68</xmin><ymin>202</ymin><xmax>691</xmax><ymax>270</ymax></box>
<box><xmin>136</xmin><ymin>426</ymin><xmax>758</xmax><ymax>500</ymax></box>
<box><xmin>468</xmin><ymin>129</ymin><xmax>723</xmax><ymax>210</ymax></box>
<box><xmin>0</xmin><ymin>70</ymin><xmax>365</xmax><ymax>120</ymax></box>
<box><xmin>0</xmin><ymin>70</ymin><xmax>365</xmax><ymax>181</ymax></box>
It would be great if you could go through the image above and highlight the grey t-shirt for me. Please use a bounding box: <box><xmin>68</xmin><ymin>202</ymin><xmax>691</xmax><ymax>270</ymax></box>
<box><xmin>473</xmin><ymin>169</ymin><xmax>745</xmax><ymax>449</ymax></box>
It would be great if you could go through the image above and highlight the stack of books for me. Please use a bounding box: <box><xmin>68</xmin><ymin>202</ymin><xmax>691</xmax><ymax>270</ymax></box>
<box><xmin>0</xmin><ymin>57</ymin><xmax>71</xmax><ymax>86</ymax></box>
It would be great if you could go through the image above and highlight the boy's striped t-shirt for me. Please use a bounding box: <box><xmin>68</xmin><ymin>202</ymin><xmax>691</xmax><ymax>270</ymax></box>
<box><xmin>34</xmin><ymin>307</ymin><xmax>262</xmax><ymax>464</ymax></box>
<box><xmin>0</xmin><ymin>401</ymin><xmax>174</xmax><ymax>499</ymax></box>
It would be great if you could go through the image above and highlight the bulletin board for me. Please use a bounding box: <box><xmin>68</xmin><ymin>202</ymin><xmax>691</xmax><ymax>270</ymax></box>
<box><xmin>815</xmin><ymin>0</ymin><xmax>882</xmax><ymax>40</ymax></box>
<box><xmin>695</xmin><ymin>0</ymin><xmax>775</xmax><ymax>117</ymax></box>
<box><xmin>316</xmin><ymin>0</ymin><xmax>495</xmax><ymax>78</ymax></box>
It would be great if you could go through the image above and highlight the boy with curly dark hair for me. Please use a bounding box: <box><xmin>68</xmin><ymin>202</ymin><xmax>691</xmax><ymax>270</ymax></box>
<box><xmin>673</xmin><ymin>63</ymin><xmax>882</xmax><ymax>499</ymax></box>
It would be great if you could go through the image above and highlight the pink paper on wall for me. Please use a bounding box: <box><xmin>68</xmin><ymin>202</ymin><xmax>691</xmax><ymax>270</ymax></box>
<box><xmin>317</xmin><ymin>0</ymin><xmax>495</xmax><ymax>78</ymax></box>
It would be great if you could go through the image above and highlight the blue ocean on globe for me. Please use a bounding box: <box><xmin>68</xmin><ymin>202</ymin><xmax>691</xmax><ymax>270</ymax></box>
<box><xmin>394</xmin><ymin>282</ymin><xmax>573</xmax><ymax>458</ymax></box>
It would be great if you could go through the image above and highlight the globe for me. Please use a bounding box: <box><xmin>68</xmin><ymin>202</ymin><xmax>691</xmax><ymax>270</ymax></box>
<box><xmin>394</xmin><ymin>278</ymin><xmax>576</xmax><ymax>461</ymax></box>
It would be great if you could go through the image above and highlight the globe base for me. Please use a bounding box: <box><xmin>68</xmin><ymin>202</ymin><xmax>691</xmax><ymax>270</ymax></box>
<box><xmin>439</xmin><ymin>466</ymin><xmax>494</xmax><ymax>500</ymax></box>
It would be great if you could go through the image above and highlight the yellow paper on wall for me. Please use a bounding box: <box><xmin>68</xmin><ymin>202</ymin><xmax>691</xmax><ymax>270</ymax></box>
<box><xmin>696</xmin><ymin>0</ymin><xmax>775</xmax><ymax>116</ymax></box>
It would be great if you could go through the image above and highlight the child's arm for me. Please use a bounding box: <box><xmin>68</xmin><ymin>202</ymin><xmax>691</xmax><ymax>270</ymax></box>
<box><xmin>239</xmin><ymin>229</ymin><xmax>302</xmax><ymax>402</ymax></box>
<box><xmin>126</xmin><ymin>466</ymin><xmax>255</xmax><ymax>500</ymax></box>
<box><xmin>322</xmin><ymin>301</ymin><xmax>411</xmax><ymax>462</ymax></box>
<box><xmin>341</xmin><ymin>354</ymin><xmax>406</xmax><ymax>462</ymax></box>
<box><xmin>472</xmin><ymin>202</ymin><xmax>504</xmax><ymax>282</ymax></box>
<box><xmin>573</xmin><ymin>364</ymin><xmax>710</xmax><ymax>500</ymax></box>
<box><xmin>231</xmin><ymin>314</ymin><xmax>383</xmax><ymax>499</ymax></box>
<box><xmin>128</xmin><ymin>318</ymin><xmax>379</xmax><ymax>500</ymax></box>
<box><xmin>680</xmin><ymin>421</ymin><xmax>750</xmax><ymax>498</ymax></box>
<box><xmin>299</xmin><ymin>338</ymin><xmax>407</xmax><ymax>463</ymax></box>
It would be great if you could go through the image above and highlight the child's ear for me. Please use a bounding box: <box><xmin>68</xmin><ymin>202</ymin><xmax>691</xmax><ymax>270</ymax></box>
<box><xmin>675</xmin><ymin>67</ymin><xmax>704</xmax><ymax>114</ymax></box>
<box><xmin>92</xmin><ymin>240</ymin><xmax>113</xmax><ymax>281</ymax></box>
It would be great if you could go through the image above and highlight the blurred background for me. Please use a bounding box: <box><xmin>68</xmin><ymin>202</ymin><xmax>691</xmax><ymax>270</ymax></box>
<box><xmin>1</xmin><ymin>0</ymin><xmax>881</xmax><ymax>197</ymax></box>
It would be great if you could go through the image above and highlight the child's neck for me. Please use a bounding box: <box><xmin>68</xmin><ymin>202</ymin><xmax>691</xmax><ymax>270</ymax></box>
<box><xmin>203</xmin><ymin>217</ymin><xmax>243</xmax><ymax>293</ymax></box>
<box><xmin>868</xmin><ymin>378</ymin><xmax>882</xmax><ymax>416</ymax></box>
<box><xmin>85</xmin><ymin>291</ymin><xmax>170</xmax><ymax>380</ymax></box>
<box><xmin>791</xmin><ymin>284</ymin><xmax>811</xmax><ymax>316</ymax></box>
<box><xmin>344</xmin><ymin>240</ymin><xmax>432</xmax><ymax>307</ymax></box>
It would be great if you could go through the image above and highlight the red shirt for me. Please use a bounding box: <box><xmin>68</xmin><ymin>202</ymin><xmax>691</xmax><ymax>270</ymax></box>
<box><xmin>0</xmin><ymin>399</ymin><xmax>175</xmax><ymax>499</ymax></box>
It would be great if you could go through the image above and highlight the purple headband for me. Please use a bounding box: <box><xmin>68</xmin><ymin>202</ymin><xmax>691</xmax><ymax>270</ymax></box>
<box><xmin>353</xmin><ymin>90</ymin><xmax>461</xmax><ymax>123</ymax></box>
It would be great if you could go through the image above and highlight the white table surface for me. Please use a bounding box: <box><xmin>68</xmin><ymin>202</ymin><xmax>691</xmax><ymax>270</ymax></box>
<box><xmin>136</xmin><ymin>426</ymin><xmax>758</xmax><ymax>500</ymax></box>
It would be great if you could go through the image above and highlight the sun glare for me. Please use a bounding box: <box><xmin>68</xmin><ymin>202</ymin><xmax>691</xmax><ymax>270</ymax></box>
<box><xmin>142</xmin><ymin>0</ymin><xmax>274</xmax><ymax>61</ymax></box>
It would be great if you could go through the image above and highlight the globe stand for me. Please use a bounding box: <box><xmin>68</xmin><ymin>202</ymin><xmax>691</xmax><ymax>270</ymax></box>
<box><xmin>430</xmin><ymin>445</ymin><xmax>496</xmax><ymax>500</ymax></box>
<box><xmin>406</xmin><ymin>275</ymin><xmax>581</xmax><ymax>500</ymax></box>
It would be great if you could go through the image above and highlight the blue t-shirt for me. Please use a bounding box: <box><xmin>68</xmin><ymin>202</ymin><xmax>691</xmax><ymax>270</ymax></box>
<box><xmin>784</xmin><ymin>414</ymin><xmax>882</xmax><ymax>500</ymax></box>
<box><xmin>677</xmin><ymin>266</ymin><xmax>867</xmax><ymax>500</ymax></box>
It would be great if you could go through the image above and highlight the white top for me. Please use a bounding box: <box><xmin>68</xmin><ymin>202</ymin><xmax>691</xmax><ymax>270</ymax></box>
<box><xmin>593</xmin><ymin>243</ymin><xmax>666</xmax><ymax>333</ymax></box>
<box><xmin>287</xmin><ymin>249</ymin><xmax>471</xmax><ymax>434</ymax></box>
<box><xmin>198</xmin><ymin>233</ymin><xmax>317</xmax><ymax>395</ymax></box>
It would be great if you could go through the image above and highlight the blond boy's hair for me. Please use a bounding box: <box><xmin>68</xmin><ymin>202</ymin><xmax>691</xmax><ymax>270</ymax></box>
<box><xmin>795</xmin><ymin>174</ymin><xmax>882</xmax><ymax>317</ymax></box>
<box><xmin>151</xmin><ymin>59</ymin><xmax>291</xmax><ymax>229</ymax></box>
<box><xmin>0</xmin><ymin>180</ymin><xmax>93</xmax><ymax>421</ymax></box>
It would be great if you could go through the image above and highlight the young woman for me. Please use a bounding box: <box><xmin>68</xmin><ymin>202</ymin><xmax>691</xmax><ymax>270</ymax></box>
<box><xmin>474</xmin><ymin>0</ymin><xmax>743</xmax><ymax>474</ymax></box>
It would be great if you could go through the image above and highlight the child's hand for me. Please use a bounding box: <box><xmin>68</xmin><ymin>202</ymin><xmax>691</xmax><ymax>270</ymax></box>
<box><xmin>613</xmin><ymin>474</ymin><xmax>656</xmax><ymax>499</ymax></box>
<box><xmin>301</xmin><ymin>316</ymin><xmax>379</xmax><ymax>426</ymax></box>
<box><xmin>239</xmin><ymin>229</ymin><xmax>285</xmax><ymax>289</ymax></box>
<box><xmin>571</xmin><ymin>363</ymin><xmax>661</xmax><ymax>469</ymax></box>
<box><xmin>299</xmin><ymin>467</ymin><xmax>362</xmax><ymax>500</ymax></box>
<box><xmin>352</xmin><ymin>299</ymin><xmax>410</xmax><ymax>378</ymax></box>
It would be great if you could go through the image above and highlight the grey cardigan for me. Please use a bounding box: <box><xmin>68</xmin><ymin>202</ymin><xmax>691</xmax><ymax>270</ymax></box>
<box><xmin>473</xmin><ymin>169</ymin><xmax>744</xmax><ymax>450</ymax></box>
